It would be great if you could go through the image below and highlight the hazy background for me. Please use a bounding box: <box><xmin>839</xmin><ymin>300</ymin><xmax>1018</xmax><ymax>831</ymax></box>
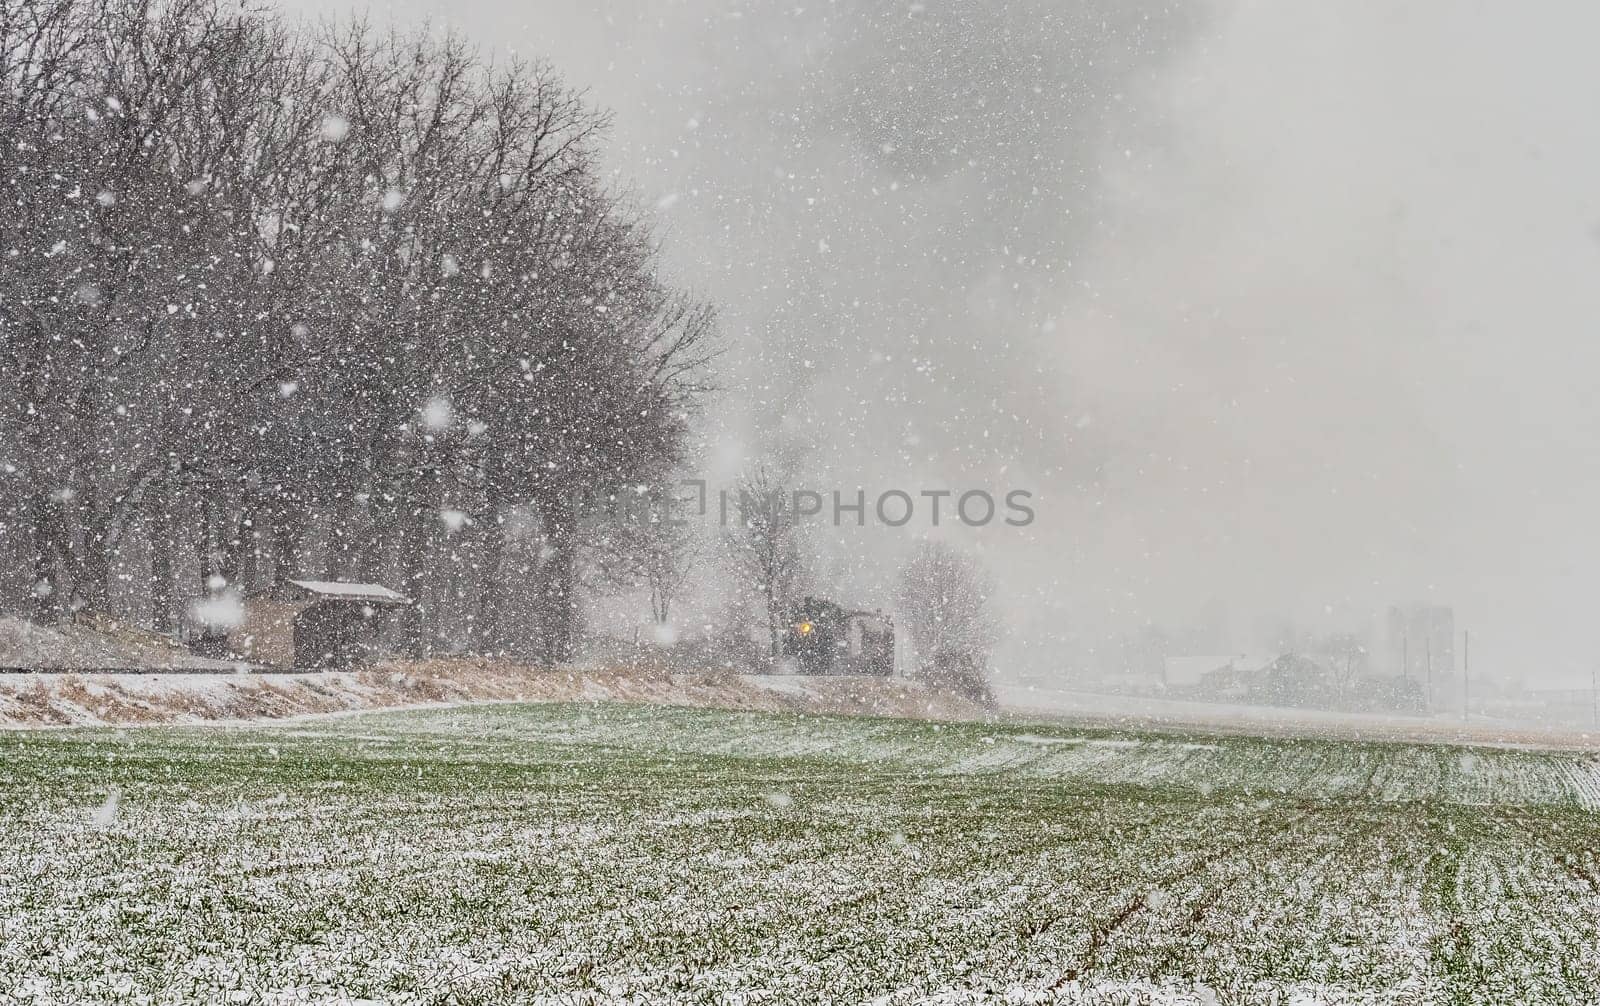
<box><xmin>280</xmin><ymin>0</ymin><xmax>1600</xmax><ymax>688</ymax></box>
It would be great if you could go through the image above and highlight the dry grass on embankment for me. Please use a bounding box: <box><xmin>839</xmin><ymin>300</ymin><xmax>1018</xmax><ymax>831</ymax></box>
<box><xmin>0</xmin><ymin>658</ymin><xmax>989</xmax><ymax>728</ymax></box>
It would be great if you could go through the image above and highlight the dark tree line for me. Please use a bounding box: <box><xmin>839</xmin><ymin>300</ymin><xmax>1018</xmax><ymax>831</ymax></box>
<box><xmin>0</xmin><ymin>0</ymin><xmax>715</xmax><ymax>661</ymax></box>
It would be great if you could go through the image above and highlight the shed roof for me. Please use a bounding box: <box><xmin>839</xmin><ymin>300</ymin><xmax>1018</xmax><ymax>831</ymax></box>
<box><xmin>286</xmin><ymin>580</ymin><xmax>411</xmax><ymax>607</ymax></box>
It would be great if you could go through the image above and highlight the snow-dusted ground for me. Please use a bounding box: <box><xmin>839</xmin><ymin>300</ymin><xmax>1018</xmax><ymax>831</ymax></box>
<box><xmin>4</xmin><ymin>702</ymin><xmax>1600</xmax><ymax>1004</ymax></box>
<box><xmin>999</xmin><ymin>681</ymin><xmax>1600</xmax><ymax>751</ymax></box>
<box><xmin>0</xmin><ymin>615</ymin><xmax>240</xmax><ymax>672</ymax></box>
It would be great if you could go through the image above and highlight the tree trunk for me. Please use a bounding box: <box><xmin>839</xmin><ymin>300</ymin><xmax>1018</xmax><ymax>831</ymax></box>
<box><xmin>235</xmin><ymin>506</ymin><xmax>262</xmax><ymax>596</ymax></box>
<box><xmin>763</xmin><ymin>569</ymin><xmax>783</xmax><ymax>659</ymax></box>
<box><xmin>147</xmin><ymin>484</ymin><xmax>176</xmax><ymax>634</ymax></box>
<box><xmin>327</xmin><ymin>493</ymin><xmax>368</xmax><ymax>580</ymax></box>
<box><xmin>399</xmin><ymin>472</ymin><xmax>438</xmax><ymax>659</ymax></box>
<box><xmin>197</xmin><ymin>498</ymin><xmax>220</xmax><ymax>589</ymax></box>
<box><xmin>269</xmin><ymin>498</ymin><xmax>305</xmax><ymax>588</ymax></box>
<box><xmin>651</xmin><ymin>581</ymin><xmax>669</xmax><ymax>625</ymax></box>
<box><xmin>475</xmin><ymin>502</ymin><xmax>505</xmax><ymax>653</ymax></box>
<box><xmin>533</xmin><ymin>490</ymin><xmax>577</xmax><ymax>664</ymax></box>
<box><xmin>30</xmin><ymin>498</ymin><xmax>65</xmax><ymax>625</ymax></box>
<box><xmin>70</xmin><ymin>484</ymin><xmax>115</xmax><ymax>618</ymax></box>
<box><xmin>399</xmin><ymin>519</ymin><xmax>429</xmax><ymax>658</ymax></box>
<box><xmin>359</xmin><ymin>504</ymin><xmax>396</xmax><ymax>585</ymax></box>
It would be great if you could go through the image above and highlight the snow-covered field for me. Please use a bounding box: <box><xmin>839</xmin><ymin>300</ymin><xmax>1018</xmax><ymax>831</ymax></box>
<box><xmin>3</xmin><ymin>702</ymin><xmax>1600</xmax><ymax>1004</ymax></box>
<box><xmin>997</xmin><ymin>682</ymin><xmax>1600</xmax><ymax>750</ymax></box>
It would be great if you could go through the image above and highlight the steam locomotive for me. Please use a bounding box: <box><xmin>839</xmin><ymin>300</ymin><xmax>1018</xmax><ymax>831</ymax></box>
<box><xmin>783</xmin><ymin>596</ymin><xmax>895</xmax><ymax>676</ymax></box>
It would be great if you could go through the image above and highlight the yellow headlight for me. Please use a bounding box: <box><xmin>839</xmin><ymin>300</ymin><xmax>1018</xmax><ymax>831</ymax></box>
<box><xmin>797</xmin><ymin>621</ymin><xmax>813</xmax><ymax>636</ymax></box>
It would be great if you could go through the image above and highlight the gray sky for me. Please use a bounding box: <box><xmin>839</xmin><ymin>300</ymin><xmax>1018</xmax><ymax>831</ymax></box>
<box><xmin>283</xmin><ymin>0</ymin><xmax>1600</xmax><ymax>686</ymax></box>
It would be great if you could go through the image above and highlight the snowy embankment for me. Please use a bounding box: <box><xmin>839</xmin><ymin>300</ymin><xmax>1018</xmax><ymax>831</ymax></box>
<box><xmin>0</xmin><ymin>661</ymin><xmax>985</xmax><ymax>728</ymax></box>
<box><xmin>0</xmin><ymin>614</ymin><xmax>239</xmax><ymax>672</ymax></box>
<box><xmin>0</xmin><ymin>614</ymin><xmax>985</xmax><ymax>727</ymax></box>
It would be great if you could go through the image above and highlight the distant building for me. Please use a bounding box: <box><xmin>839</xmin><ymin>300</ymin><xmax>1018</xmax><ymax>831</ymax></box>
<box><xmin>1199</xmin><ymin>653</ymin><xmax>1328</xmax><ymax>705</ymax></box>
<box><xmin>1163</xmin><ymin>653</ymin><xmax>1277</xmax><ymax>688</ymax></box>
<box><xmin>1386</xmin><ymin>604</ymin><xmax>1455</xmax><ymax>683</ymax></box>
<box><xmin>232</xmin><ymin>580</ymin><xmax>411</xmax><ymax>669</ymax></box>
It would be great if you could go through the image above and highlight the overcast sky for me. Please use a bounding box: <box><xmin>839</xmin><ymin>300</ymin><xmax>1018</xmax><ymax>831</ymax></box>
<box><xmin>281</xmin><ymin>0</ymin><xmax>1600</xmax><ymax>686</ymax></box>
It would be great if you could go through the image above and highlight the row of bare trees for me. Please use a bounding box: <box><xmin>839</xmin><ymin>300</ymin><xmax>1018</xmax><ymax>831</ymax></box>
<box><xmin>0</xmin><ymin>0</ymin><xmax>715</xmax><ymax>660</ymax></box>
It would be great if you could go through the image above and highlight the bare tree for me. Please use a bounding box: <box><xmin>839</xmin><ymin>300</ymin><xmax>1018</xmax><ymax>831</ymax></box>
<box><xmin>587</xmin><ymin>489</ymin><xmax>706</xmax><ymax>625</ymax></box>
<box><xmin>895</xmin><ymin>541</ymin><xmax>1001</xmax><ymax>704</ymax></box>
<box><xmin>1316</xmin><ymin>632</ymin><xmax>1369</xmax><ymax>700</ymax></box>
<box><xmin>642</xmin><ymin>522</ymin><xmax>703</xmax><ymax>625</ymax></box>
<box><xmin>724</xmin><ymin>466</ymin><xmax>804</xmax><ymax>660</ymax></box>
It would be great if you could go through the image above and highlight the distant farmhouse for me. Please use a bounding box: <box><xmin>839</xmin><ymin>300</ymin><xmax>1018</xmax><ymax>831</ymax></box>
<box><xmin>1162</xmin><ymin>654</ymin><xmax>1278</xmax><ymax>689</ymax></box>
<box><xmin>227</xmin><ymin>580</ymin><xmax>411</xmax><ymax>670</ymax></box>
<box><xmin>1165</xmin><ymin>650</ymin><xmax>1425</xmax><ymax>713</ymax></box>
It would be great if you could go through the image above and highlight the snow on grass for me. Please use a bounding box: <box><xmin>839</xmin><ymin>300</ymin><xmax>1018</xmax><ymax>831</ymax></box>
<box><xmin>1</xmin><ymin>703</ymin><xmax>1598</xmax><ymax>1003</ymax></box>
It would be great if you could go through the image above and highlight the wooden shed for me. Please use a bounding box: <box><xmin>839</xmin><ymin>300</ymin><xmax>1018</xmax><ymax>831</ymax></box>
<box><xmin>233</xmin><ymin>580</ymin><xmax>411</xmax><ymax>670</ymax></box>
